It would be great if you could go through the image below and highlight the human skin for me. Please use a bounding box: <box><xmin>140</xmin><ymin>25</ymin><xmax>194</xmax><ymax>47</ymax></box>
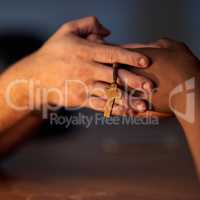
<box><xmin>122</xmin><ymin>39</ymin><xmax>200</xmax><ymax>113</ymax></box>
<box><xmin>0</xmin><ymin>112</ymin><xmax>43</xmax><ymax>157</ymax></box>
<box><xmin>123</xmin><ymin>38</ymin><xmax>200</xmax><ymax>178</ymax></box>
<box><xmin>0</xmin><ymin>17</ymin><xmax>155</xmax><ymax>156</ymax></box>
<box><xmin>0</xmin><ymin>16</ymin><xmax>154</xmax><ymax>134</ymax></box>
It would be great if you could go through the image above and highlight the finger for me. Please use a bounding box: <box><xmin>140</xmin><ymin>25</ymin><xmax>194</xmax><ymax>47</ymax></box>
<box><xmin>59</xmin><ymin>16</ymin><xmax>111</xmax><ymax>37</ymax></box>
<box><xmin>89</xmin><ymin>81</ymin><xmax>147</xmax><ymax>112</ymax></box>
<box><xmin>121</xmin><ymin>38</ymin><xmax>174</xmax><ymax>49</ymax></box>
<box><xmin>86</xmin><ymin>96</ymin><xmax>134</xmax><ymax>116</ymax></box>
<box><xmin>157</xmin><ymin>38</ymin><xmax>178</xmax><ymax>47</ymax></box>
<box><xmin>136</xmin><ymin>111</ymin><xmax>173</xmax><ymax>118</ymax></box>
<box><xmin>118</xmin><ymin>69</ymin><xmax>153</xmax><ymax>94</ymax></box>
<box><xmin>91</xmin><ymin>62</ymin><xmax>154</xmax><ymax>94</ymax></box>
<box><xmin>121</xmin><ymin>43</ymin><xmax>162</xmax><ymax>49</ymax></box>
<box><xmin>87</xmin><ymin>96</ymin><xmax>172</xmax><ymax>118</ymax></box>
<box><xmin>88</xmin><ymin>43</ymin><xmax>150</xmax><ymax>68</ymax></box>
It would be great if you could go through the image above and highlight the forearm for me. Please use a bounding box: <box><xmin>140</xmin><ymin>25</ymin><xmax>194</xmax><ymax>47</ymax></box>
<box><xmin>0</xmin><ymin>113</ymin><xmax>43</xmax><ymax>158</ymax></box>
<box><xmin>0</xmin><ymin>56</ymin><xmax>43</xmax><ymax>157</ymax></box>
<box><xmin>0</xmin><ymin>53</ymin><xmax>39</xmax><ymax>132</ymax></box>
<box><xmin>175</xmin><ymin>77</ymin><xmax>200</xmax><ymax>178</ymax></box>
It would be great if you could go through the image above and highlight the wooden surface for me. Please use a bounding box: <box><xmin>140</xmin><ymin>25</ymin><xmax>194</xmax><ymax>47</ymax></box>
<box><xmin>0</xmin><ymin>128</ymin><xmax>200</xmax><ymax>200</ymax></box>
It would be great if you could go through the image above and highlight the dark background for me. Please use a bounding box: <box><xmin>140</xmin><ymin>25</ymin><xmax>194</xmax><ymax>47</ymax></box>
<box><xmin>0</xmin><ymin>0</ymin><xmax>200</xmax><ymax>168</ymax></box>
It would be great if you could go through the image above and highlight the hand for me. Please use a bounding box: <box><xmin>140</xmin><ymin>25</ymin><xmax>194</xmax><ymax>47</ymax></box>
<box><xmin>122</xmin><ymin>38</ymin><xmax>200</xmax><ymax>114</ymax></box>
<box><xmin>122</xmin><ymin>38</ymin><xmax>200</xmax><ymax>179</ymax></box>
<box><xmin>20</xmin><ymin>16</ymin><xmax>154</xmax><ymax>115</ymax></box>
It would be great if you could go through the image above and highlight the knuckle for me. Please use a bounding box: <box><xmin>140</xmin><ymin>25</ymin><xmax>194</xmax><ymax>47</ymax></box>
<box><xmin>105</xmin><ymin>48</ymin><xmax>116</xmax><ymax>63</ymax></box>
<box><xmin>89</xmin><ymin>16</ymin><xmax>98</xmax><ymax>24</ymax></box>
<box><xmin>60</xmin><ymin>22</ymin><xmax>70</xmax><ymax>30</ymax></box>
<box><xmin>153</xmin><ymin>42</ymin><xmax>163</xmax><ymax>48</ymax></box>
<box><xmin>157</xmin><ymin>38</ymin><xmax>172</xmax><ymax>47</ymax></box>
<box><xmin>127</xmin><ymin>54</ymin><xmax>137</xmax><ymax>65</ymax></box>
<box><xmin>59</xmin><ymin>22</ymin><xmax>74</xmax><ymax>33</ymax></box>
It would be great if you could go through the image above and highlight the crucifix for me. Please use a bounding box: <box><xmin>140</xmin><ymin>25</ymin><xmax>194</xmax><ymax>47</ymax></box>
<box><xmin>104</xmin><ymin>63</ymin><xmax>121</xmax><ymax>118</ymax></box>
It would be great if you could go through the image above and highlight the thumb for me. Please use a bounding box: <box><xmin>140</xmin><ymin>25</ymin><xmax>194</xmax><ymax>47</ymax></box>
<box><xmin>59</xmin><ymin>16</ymin><xmax>111</xmax><ymax>37</ymax></box>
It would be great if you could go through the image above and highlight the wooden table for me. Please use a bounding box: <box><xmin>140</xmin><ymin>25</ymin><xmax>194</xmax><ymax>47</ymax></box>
<box><xmin>0</xmin><ymin>122</ymin><xmax>200</xmax><ymax>200</ymax></box>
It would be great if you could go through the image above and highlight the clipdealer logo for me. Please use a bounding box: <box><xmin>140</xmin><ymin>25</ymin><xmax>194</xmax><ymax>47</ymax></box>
<box><xmin>169</xmin><ymin>78</ymin><xmax>195</xmax><ymax>123</ymax></box>
<box><xmin>49</xmin><ymin>112</ymin><xmax>159</xmax><ymax>128</ymax></box>
<box><xmin>4</xmin><ymin>77</ymin><xmax>196</xmax><ymax>125</ymax></box>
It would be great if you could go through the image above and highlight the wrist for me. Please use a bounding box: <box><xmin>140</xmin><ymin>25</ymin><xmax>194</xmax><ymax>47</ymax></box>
<box><xmin>172</xmin><ymin>75</ymin><xmax>200</xmax><ymax>123</ymax></box>
<box><xmin>3</xmin><ymin>53</ymin><xmax>45</xmax><ymax>111</ymax></box>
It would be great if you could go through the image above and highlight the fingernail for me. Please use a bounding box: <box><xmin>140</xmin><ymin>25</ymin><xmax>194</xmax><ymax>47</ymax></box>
<box><xmin>135</xmin><ymin>101</ymin><xmax>146</xmax><ymax>112</ymax></box>
<box><xmin>138</xmin><ymin>57</ymin><xmax>148</xmax><ymax>67</ymax></box>
<box><xmin>142</xmin><ymin>82</ymin><xmax>153</xmax><ymax>93</ymax></box>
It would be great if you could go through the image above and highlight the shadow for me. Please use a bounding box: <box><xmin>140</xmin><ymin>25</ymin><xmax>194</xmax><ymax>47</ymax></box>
<box><xmin>0</xmin><ymin>168</ymin><xmax>15</xmax><ymax>189</ymax></box>
<box><xmin>131</xmin><ymin>0</ymin><xmax>185</xmax><ymax>41</ymax></box>
<box><xmin>0</xmin><ymin>30</ymin><xmax>80</xmax><ymax>138</ymax></box>
<box><xmin>39</xmin><ymin>108</ymin><xmax>82</xmax><ymax>138</ymax></box>
<box><xmin>0</xmin><ymin>31</ymin><xmax>44</xmax><ymax>67</ymax></box>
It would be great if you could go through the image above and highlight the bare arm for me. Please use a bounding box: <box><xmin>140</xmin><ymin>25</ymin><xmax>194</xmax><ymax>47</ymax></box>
<box><xmin>175</xmin><ymin>79</ymin><xmax>200</xmax><ymax>176</ymax></box>
<box><xmin>0</xmin><ymin>112</ymin><xmax>43</xmax><ymax>158</ymax></box>
<box><xmin>0</xmin><ymin>16</ymin><xmax>153</xmax><ymax>156</ymax></box>
<box><xmin>0</xmin><ymin>54</ymin><xmax>40</xmax><ymax>132</ymax></box>
<box><xmin>123</xmin><ymin>38</ymin><xmax>200</xmax><ymax>178</ymax></box>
